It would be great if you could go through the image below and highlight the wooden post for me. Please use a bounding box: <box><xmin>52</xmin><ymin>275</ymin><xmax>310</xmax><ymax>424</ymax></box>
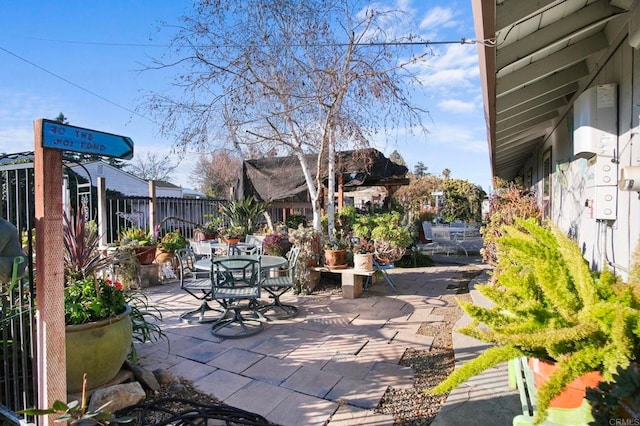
<box><xmin>97</xmin><ymin>177</ymin><xmax>107</xmax><ymax>247</ymax></box>
<box><xmin>148</xmin><ymin>180</ymin><xmax>156</xmax><ymax>235</ymax></box>
<box><xmin>34</xmin><ymin>119</ymin><xmax>67</xmax><ymax>424</ymax></box>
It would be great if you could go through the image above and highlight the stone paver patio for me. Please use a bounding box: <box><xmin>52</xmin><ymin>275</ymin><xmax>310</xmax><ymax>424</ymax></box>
<box><xmin>135</xmin><ymin>260</ymin><xmax>487</xmax><ymax>425</ymax></box>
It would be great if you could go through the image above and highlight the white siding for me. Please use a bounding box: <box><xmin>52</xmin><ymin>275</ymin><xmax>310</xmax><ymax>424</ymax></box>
<box><xmin>535</xmin><ymin>43</ymin><xmax>640</xmax><ymax>279</ymax></box>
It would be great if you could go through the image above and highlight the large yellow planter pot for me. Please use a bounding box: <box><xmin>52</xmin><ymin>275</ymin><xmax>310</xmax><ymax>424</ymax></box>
<box><xmin>65</xmin><ymin>304</ymin><xmax>132</xmax><ymax>393</ymax></box>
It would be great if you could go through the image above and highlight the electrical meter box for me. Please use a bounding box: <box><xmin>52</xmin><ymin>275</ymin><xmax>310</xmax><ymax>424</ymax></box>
<box><xmin>573</xmin><ymin>83</ymin><xmax>618</xmax><ymax>221</ymax></box>
<box><xmin>573</xmin><ymin>84</ymin><xmax>617</xmax><ymax>159</ymax></box>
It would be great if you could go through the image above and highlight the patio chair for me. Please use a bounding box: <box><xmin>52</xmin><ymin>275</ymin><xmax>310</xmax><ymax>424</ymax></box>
<box><xmin>233</xmin><ymin>243</ymin><xmax>259</xmax><ymax>256</ymax></box>
<box><xmin>176</xmin><ymin>248</ymin><xmax>223</xmax><ymax>324</ymax></box>
<box><xmin>210</xmin><ymin>241</ymin><xmax>230</xmax><ymax>256</ymax></box>
<box><xmin>210</xmin><ymin>256</ymin><xmax>265</xmax><ymax>338</ymax></box>
<box><xmin>422</xmin><ymin>222</ymin><xmax>468</xmax><ymax>256</ymax></box>
<box><xmin>364</xmin><ymin>258</ymin><xmax>397</xmax><ymax>292</ymax></box>
<box><xmin>189</xmin><ymin>240</ymin><xmax>213</xmax><ymax>259</ymax></box>
<box><xmin>245</xmin><ymin>234</ymin><xmax>265</xmax><ymax>255</ymax></box>
<box><xmin>259</xmin><ymin>245</ymin><xmax>300</xmax><ymax>320</ymax></box>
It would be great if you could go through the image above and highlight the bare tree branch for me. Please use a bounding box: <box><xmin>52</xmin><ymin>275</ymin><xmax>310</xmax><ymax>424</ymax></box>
<box><xmin>141</xmin><ymin>0</ymin><xmax>430</xmax><ymax>229</ymax></box>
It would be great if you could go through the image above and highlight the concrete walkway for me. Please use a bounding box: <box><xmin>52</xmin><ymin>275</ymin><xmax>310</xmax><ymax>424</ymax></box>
<box><xmin>136</xmin><ymin>256</ymin><xmax>519</xmax><ymax>425</ymax></box>
<box><xmin>431</xmin><ymin>268</ymin><xmax>521</xmax><ymax>426</ymax></box>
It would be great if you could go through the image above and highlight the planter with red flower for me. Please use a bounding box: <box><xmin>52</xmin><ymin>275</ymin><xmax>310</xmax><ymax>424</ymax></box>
<box><xmin>64</xmin><ymin>276</ymin><xmax>132</xmax><ymax>393</ymax></box>
<box><xmin>64</xmin><ymin>211</ymin><xmax>133</xmax><ymax>392</ymax></box>
<box><xmin>63</xmin><ymin>210</ymin><xmax>165</xmax><ymax>393</ymax></box>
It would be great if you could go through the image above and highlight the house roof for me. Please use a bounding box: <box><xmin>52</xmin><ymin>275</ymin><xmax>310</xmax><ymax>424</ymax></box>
<box><xmin>472</xmin><ymin>0</ymin><xmax>635</xmax><ymax>181</ymax></box>
<box><xmin>238</xmin><ymin>148</ymin><xmax>409</xmax><ymax>202</ymax></box>
<box><xmin>155</xmin><ymin>180</ymin><xmax>181</xmax><ymax>189</ymax></box>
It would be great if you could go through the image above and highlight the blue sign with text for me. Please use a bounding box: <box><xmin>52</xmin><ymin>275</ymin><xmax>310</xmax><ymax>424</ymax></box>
<box><xmin>41</xmin><ymin>120</ymin><xmax>134</xmax><ymax>160</ymax></box>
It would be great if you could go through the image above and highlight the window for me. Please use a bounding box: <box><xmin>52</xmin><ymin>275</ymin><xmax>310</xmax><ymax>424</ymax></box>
<box><xmin>542</xmin><ymin>148</ymin><xmax>552</xmax><ymax>218</ymax></box>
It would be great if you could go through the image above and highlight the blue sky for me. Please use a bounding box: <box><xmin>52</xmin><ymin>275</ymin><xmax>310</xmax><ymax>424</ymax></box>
<box><xmin>0</xmin><ymin>1</ymin><xmax>491</xmax><ymax>192</ymax></box>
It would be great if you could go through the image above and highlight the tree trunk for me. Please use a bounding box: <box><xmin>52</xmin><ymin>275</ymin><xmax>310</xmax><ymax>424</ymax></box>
<box><xmin>327</xmin><ymin>138</ymin><xmax>336</xmax><ymax>242</ymax></box>
<box><xmin>294</xmin><ymin>150</ymin><xmax>322</xmax><ymax>231</ymax></box>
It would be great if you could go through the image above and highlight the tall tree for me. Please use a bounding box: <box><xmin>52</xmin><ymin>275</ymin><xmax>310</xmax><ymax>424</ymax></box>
<box><xmin>192</xmin><ymin>150</ymin><xmax>242</xmax><ymax>199</ymax></box>
<box><xmin>144</xmin><ymin>0</ymin><xmax>428</xmax><ymax>230</ymax></box>
<box><xmin>55</xmin><ymin>112</ymin><xmax>69</xmax><ymax>124</ymax></box>
<box><xmin>125</xmin><ymin>152</ymin><xmax>176</xmax><ymax>181</ymax></box>
<box><xmin>413</xmin><ymin>161</ymin><xmax>427</xmax><ymax>177</ymax></box>
<box><xmin>389</xmin><ymin>150</ymin><xmax>406</xmax><ymax>166</ymax></box>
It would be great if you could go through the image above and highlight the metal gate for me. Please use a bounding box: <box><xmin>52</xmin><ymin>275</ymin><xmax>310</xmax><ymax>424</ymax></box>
<box><xmin>0</xmin><ymin>155</ymin><xmax>37</xmax><ymax>424</ymax></box>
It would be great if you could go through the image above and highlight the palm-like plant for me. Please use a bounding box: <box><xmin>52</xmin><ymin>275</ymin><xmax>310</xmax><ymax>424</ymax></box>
<box><xmin>220</xmin><ymin>196</ymin><xmax>269</xmax><ymax>236</ymax></box>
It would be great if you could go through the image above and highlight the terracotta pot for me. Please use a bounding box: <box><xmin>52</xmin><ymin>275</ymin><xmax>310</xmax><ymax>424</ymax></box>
<box><xmin>222</xmin><ymin>237</ymin><xmax>241</xmax><ymax>246</ymax></box>
<box><xmin>353</xmin><ymin>253</ymin><xmax>374</xmax><ymax>271</ymax></box>
<box><xmin>528</xmin><ymin>358</ymin><xmax>603</xmax><ymax>409</ymax></box>
<box><xmin>134</xmin><ymin>245</ymin><xmax>157</xmax><ymax>265</ymax></box>
<box><xmin>324</xmin><ymin>249</ymin><xmax>347</xmax><ymax>267</ymax></box>
<box><xmin>155</xmin><ymin>247</ymin><xmax>176</xmax><ymax>266</ymax></box>
<box><xmin>66</xmin><ymin>304</ymin><xmax>132</xmax><ymax>392</ymax></box>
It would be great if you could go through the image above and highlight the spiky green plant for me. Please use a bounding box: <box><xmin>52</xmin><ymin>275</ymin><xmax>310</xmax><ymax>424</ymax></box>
<box><xmin>430</xmin><ymin>218</ymin><xmax>640</xmax><ymax>424</ymax></box>
<box><xmin>220</xmin><ymin>196</ymin><xmax>269</xmax><ymax>236</ymax></box>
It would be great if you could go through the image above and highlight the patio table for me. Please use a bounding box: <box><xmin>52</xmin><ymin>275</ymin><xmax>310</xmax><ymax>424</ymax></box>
<box><xmin>194</xmin><ymin>255</ymin><xmax>287</xmax><ymax>272</ymax></box>
<box><xmin>209</xmin><ymin>241</ymin><xmax>258</xmax><ymax>256</ymax></box>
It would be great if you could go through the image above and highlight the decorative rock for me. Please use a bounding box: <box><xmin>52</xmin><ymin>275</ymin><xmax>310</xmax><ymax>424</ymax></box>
<box><xmin>87</xmin><ymin>382</ymin><xmax>146</xmax><ymax>413</ymax></box>
<box><xmin>153</xmin><ymin>368</ymin><xmax>177</xmax><ymax>385</ymax></box>
<box><xmin>124</xmin><ymin>360</ymin><xmax>160</xmax><ymax>391</ymax></box>
<box><xmin>169</xmin><ymin>382</ymin><xmax>187</xmax><ymax>393</ymax></box>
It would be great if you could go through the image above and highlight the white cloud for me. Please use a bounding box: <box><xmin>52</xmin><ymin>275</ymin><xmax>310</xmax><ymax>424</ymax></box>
<box><xmin>434</xmin><ymin>43</ymin><xmax>478</xmax><ymax>69</ymax></box>
<box><xmin>427</xmin><ymin>123</ymin><xmax>488</xmax><ymax>153</ymax></box>
<box><xmin>418</xmin><ymin>68</ymin><xmax>472</xmax><ymax>89</ymax></box>
<box><xmin>411</xmin><ymin>42</ymin><xmax>479</xmax><ymax>99</ymax></box>
<box><xmin>419</xmin><ymin>6</ymin><xmax>454</xmax><ymax>31</ymax></box>
<box><xmin>438</xmin><ymin>99</ymin><xmax>475</xmax><ymax>113</ymax></box>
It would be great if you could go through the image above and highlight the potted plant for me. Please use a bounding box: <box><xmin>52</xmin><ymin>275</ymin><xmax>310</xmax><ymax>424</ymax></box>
<box><xmin>353</xmin><ymin>211</ymin><xmax>412</xmax><ymax>265</ymax></box>
<box><xmin>156</xmin><ymin>230</ymin><xmax>188</xmax><ymax>266</ymax></box>
<box><xmin>220</xmin><ymin>196</ymin><xmax>269</xmax><ymax>236</ymax></box>
<box><xmin>63</xmin><ymin>209</ymin><xmax>166</xmax><ymax>393</ymax></box>
<box><xmin>118</xmin><ymin>226</ymin><xmax>157</xmax><ymax>265</ymax></box>
<box><xmin>219</xmin><ymin>224</ymin><xmax>245</xmax><ymax>245</ymax></box>
<box><xmin>194</xmin><ymin>217</ymin><xmax>223</xmax><ymax>241</ymax></box>
<box><xmin>262</xmin><ymin>230</ymin><xmax>291</xmax><ymax>257</ymax></box>
<box><xmin>351</xmin><ymin>237</ymin><xmax>375</xmax><ymax>272</ymax></box>
<box><xmin>323</xmin><ymin>236</ymin><xmax>348</xmax><ymax>268</ymax></box>
<box><xmin>63</xmin><ymin>209</ymin><xmax>132</xmax><ymax>393</ymax></box>
<box><xmin>430</xmin><ymin>218</ymin><xmax>640</xmax><ymax>424</ymax></box>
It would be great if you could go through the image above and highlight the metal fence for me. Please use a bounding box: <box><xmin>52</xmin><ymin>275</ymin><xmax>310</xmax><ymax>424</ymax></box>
<box><xmin>0</xmin><ymin>156</ymin><xmax>316</xmax><ymax>422</ymax></box>
<box><xmin>0</xmin><ymin>261</ymin><xmax>35</xmax><ymax>425</ymax></box>
<box><xmin>0</xmin><ymin>159</ymin><xmax>36</xmax><ymax>424</ymax></box>
<box><xmin>105</xmin><ymin>196</ymin><xmax>227</xmax><ymax>243</ymax></box>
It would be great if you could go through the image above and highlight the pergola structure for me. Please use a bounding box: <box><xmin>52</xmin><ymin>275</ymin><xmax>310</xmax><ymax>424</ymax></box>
<box><xmin>237</xmin><ymin>148</ymin><xmax>409</xmax><ymax>219</ymax></box>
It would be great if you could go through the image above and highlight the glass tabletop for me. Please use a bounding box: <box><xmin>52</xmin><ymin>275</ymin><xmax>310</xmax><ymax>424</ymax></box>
<box><xmin>194</xmin><ymin>255</ymin><xmax>287</xmax><ymax>271</ymax></box>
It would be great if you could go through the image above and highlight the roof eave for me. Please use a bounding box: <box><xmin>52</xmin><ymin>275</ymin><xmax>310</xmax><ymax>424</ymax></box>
<box><xmin>472</xmin><ymin>0</ymin><xmax>497</xmax><ymax>180</ymax></box>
